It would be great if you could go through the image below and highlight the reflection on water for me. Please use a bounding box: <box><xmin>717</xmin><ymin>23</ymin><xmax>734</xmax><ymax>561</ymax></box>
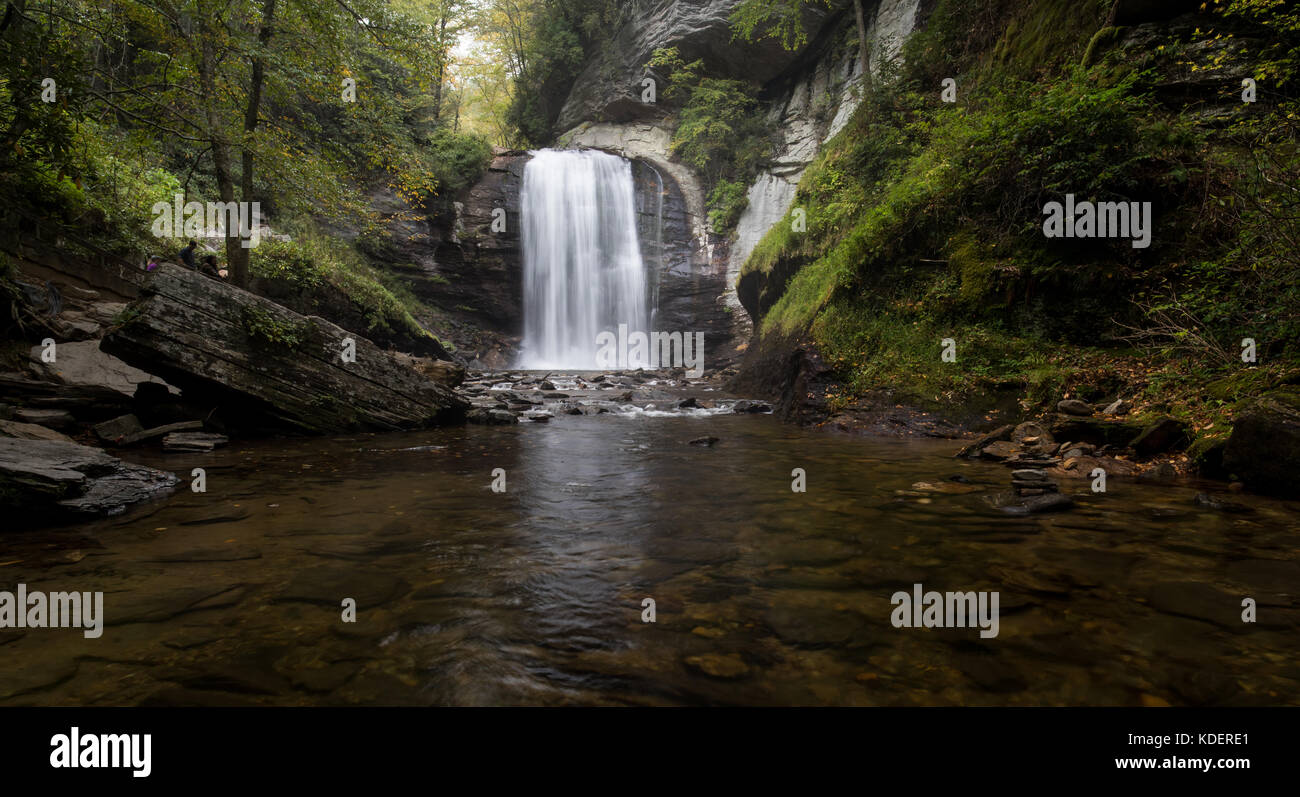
<box><xmin>2</xmin><ymin>413</ymin><xmax>1299</xmax><ymax>706</ymax></box>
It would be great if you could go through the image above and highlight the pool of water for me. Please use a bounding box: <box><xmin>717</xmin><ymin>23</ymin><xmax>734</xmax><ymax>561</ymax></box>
<box><xmin>3</xmin><ymin>411</ymin><xmax>1299</xmax><ymax>705</ymax></box>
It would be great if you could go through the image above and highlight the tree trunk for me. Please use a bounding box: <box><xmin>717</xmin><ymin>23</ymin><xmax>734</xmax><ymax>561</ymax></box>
<box><xmin>853</xmin><ymin>0</ymin><xmax>872</xmax><ymax>92</ymax></box>
<box><xmin>233</xmin><ymin>0</ymin><xmax>278</xmax><ymax>289</ymax></box>
<box><xmin>197</xmin><ymin>15</ymin><xmax>241</xmax><ymax>286</ymax></box>
<box><xmin>432</xmin><ymin>13</ymin><xmax>448</xmax><ymax>122</ymax></box>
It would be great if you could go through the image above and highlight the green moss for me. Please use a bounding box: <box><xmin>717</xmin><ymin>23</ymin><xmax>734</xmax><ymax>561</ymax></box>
<box><xmin>251</xmin><ymin>228</ymin><xmax>432</xmax><ymax>343</ymax></box>
<box><xmin>1082</xmin><ymin>26</ymin><xmax>1125</xmax><ymax>67</ymax></box>
<box><xmin>1186</xmin><ymin>432</ymin><xmax>1230</xmax><ymax>465</ymax></box>
<box><xmin>241</xmin><ymin>305</ymin><xmax>313</xmax><ymax>349</ymax></box>
<box><xmin>993</xmin><ymin>0</ymin><xmax>1111</xmax><ymax>75</ymax></box>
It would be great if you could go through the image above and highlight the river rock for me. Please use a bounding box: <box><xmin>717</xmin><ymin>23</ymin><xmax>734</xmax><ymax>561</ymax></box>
<box><xmin>93</xmin><ymin>413</ymin><xmax>145</xmax><ymax>444</ymax></box>
<box><xmin>100</xmin><ymin>265</ymin><xmax>467</xmax><ymax>433</ymax></box>
<box><xmin>979</xmin><ymin>440</ymin><xmax>1020</xmax><ymax>461</ymax></box>
<box><xmin>1129</xmin><ymin>417</ymin><xmax>1188</xmax><ymax>457</ymax></box>
<box><xmin>162</xmin><ymin>432</ymin><xmax>229</xmax><ymax>452</ymax></box>
<box><xmin>1056</xmin><ymin>399</ymin><xmax>1093</xmax><ymax>416</ymax></box>
<box><xmin>0</xmin><ymin>374</ymin><xmax>134</xmax><ymax>421</ymax></box>
<box><xmin>0</xmin><ymin>419</ymin><xmax>75</xmax><ymax>443</ymax></box>
<box><xmin>392</xmin><ymin>353</ymin><xmax>466</xmax><ymax>388</ymax></box>
<box><xmin>13</xmin><ymin>408</ymin><xmax>76</xmax><ymax>429</ymax></box>
<box><xmin>1102</xmin><ymin>399</ymin><xmax>1132</xmax><ymax>415</ymax></box>
<box><xmin>116</xmin><ymin>420</ymin><xmax>204</xmax><ymax>447</ymax></box>
<box><xmin>684</xmin><ymin>653</ymin><xmax>750</xmax><ymax>680</ymax></box>
<box><xmin>0</xmin><ymin>437</ymin><xmax>177</xmax><ymax>525</ymax></box>
<box><xmin>999</xmin><ymin>493</ymin><xmax>1074</xmax><ymax>515</ymax></box>
<box><xmin>1192</xmin><ymin>493</ymin><xmax>1251</xmax><ymax>513</ymax></box>
<box><xmin>1012</xmin><ymin>421</ymin><xmax>1055</xmax><ymax>446</ymax></box>
<box><xmin>1011</xmin><ymin>469</ymin><xmax>1049</xmax><ymax>481</ymax></box>
<box><xmin>1222</xmin><ymin>387</ymin><xmax>1300</xmax><ymax>497</ymax></box>
<box><xmin>955</xmin><ymin>424</ymin><xmax>1013</xmax><ymax>458</ymax></box>
<box><xmin>466</xmin><ymin>408</ymin><xmax>518</xmax><ymax>425</ymax></box>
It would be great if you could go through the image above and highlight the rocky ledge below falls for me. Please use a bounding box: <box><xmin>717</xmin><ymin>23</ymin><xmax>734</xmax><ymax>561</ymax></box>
<box><xmin>458</xmin><ymin>368</ymin><xmax>772</xmax><ymax>425</ymax></box>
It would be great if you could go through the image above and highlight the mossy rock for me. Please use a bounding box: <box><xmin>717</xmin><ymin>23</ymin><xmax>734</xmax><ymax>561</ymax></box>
<box><xmin>1082</xmin><ymin>26</ymin><xmax>1125</xmax><ymax>67</ymax></box>
<box><xmin>1186</xmin><ymin>433</ymin><xmax>1230</xmax><ymax>479</ymax></box>
<box><xmin>1222</xmin><ymin>388</ymin><xmax>1300</xmax><ymax>496</ymax></box>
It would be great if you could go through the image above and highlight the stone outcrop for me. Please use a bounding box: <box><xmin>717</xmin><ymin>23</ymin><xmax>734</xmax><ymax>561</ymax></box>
<box><xmin>100</xmin><ymin>265</ymin><xmax>468</xmax><ymax>434</ymax></box>
<box><xmin>556</xmin><ymin>0</ymin><xmax>853</xmax><ymax>133</ymax></box>
<box><xmin>0</xmin><ymin>373</ymin><xmax>134</xmax><ymax>422</ymax></box>
<box><xmin>0</xmin><ymin>437</ymin><xmax>177</xmax><ymax>525</ymax></box>
<box><xmin>1223</xmin><ymin>387</ymin><xmax>1300</xmax><ymax>496</ymax></box>
<box><xmin>319</xmin><ymin>171</ymin><xmax>524</xmax><ymax>369</ymax></box>
<box><xmin>734</xmin><ymin>0</ymin><xmax>922</xmax><ymax>323</ymax></box>
<box><xmin>437</xmin><ymin>151</ymin><xmax>528</xmax><ymax>355</ymax></box>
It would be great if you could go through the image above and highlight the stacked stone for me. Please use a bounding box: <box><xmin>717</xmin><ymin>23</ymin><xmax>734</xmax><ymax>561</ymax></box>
<box><xmin>1011</xmin><ymin>469</ymin><xmax>1058</xmax><ymax>497</ymax></box>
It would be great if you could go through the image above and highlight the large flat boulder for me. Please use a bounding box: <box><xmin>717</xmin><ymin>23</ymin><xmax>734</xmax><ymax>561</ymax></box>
<box><xmin>0</xmin><ymin>437</ymin><xmax>177</xmax><ymax>525</ymax></box>
<box><xmin>101</xmin><ymin>265</ymin><xmax>467</xmax><ymax>434</ymax></box>
<box><xmin>1223</xmin><ymin>387</ymin><xmax>1300</xmax><ymax>496</ymax></box>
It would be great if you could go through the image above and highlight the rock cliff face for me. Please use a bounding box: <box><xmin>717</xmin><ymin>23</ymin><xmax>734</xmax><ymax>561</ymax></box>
<box><xmin>556</xmin><ymin>0</ymin><xmax>852</xmax><ymax>133</ymax></box>
<box><xmin>731</xmin><ymin>0</ymin><xmax>923</xmax><ymax>318</ymax></box>
<box><xmin>553</xmin><ymin>0</ymin><xmax>924</xmax><ymax>350</ymax></box>
<box><xmin>336</xmin><ymin>158</ymin><xmax>526</xmax><ymax>370</ymax></box>
<box><xmin>448</xmin><ymin>0</ymin><xmax>927</xmax><ymax>369</ymax></box>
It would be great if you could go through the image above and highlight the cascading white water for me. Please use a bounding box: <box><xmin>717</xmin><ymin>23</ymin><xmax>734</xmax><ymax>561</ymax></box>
<box><xmin>519</xmin><ymin>149</ymin><xmax>649</xmax><ymax>369</ymax></box>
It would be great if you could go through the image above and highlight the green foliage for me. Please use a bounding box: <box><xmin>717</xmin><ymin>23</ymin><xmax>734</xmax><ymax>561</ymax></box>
<box><xmin>649</xmin><ymin>47</ymin><xmax>772</xmax><ymax>233</ymax></box>
<box><xmin>733</xmin><ymin>0</ymin><xmax>1300</xmax><ymax>426</ymax></box>
<box><xmin>1</xmin><ymin>0</ymin><xmax>492</xmax><ymax>270</ymax></box>
<box><xmin>729</xmin><ymin>0</ymin><xmax>828</xmax><ymax>52</ymax></box>
<box><xmin>708</xmin><ymin>180</ymin><xmax>751</xmax><ymax>232</ymax></box>
<box><xmin>752</xmin><ymin>62</ymin><xmax>1204</xmax><ymax>338</ymax></box>
<box><xmin>250</xmin><ymin>226</ymin><xmax>431</xmax><ymax>343</ymax></box>
<box><xmin>241</xmin><ymin>305</ymin><xmax>312</xmax><ymax>349</ymax></box>
<box><xmin>504</xmin><ymin>0</ymin><xmax>616</xmax><ymax>145</ymax></box>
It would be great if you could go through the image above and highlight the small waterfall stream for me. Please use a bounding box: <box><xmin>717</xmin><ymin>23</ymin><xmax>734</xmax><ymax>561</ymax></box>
<box><xmin>519</xmin><ymin>149</ymin><xmax>650</xmax><ymax>370</ymax></box>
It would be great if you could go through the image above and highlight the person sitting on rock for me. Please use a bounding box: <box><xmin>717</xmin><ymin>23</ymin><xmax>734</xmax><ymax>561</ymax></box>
<box><xmin>200</xmin><ymin>254</ymin><xmax>228</xmax><ymax>280</ymax></box>
<box><xmin>178</xmin><ymin>240</ymin><xmax>198</xmax><ymax>270</ymax></box>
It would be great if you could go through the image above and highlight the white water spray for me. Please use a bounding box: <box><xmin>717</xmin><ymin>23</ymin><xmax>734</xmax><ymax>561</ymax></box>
<box><xmin>518</xmin><ymin>149</ymin><xmax>649</xmax><ymax>369</ymax></box>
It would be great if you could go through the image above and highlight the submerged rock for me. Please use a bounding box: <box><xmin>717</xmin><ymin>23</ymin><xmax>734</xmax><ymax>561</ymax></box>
<box><xmin>162</xmin><ymin>432</ymin><xmax>230</xmax><ymax>452</ymax></box>
<box><xmin>466</xmin><ymin>408</ymin><xmax>518</xmax><ymax>425</ymax></box>
<box><xmin>101</xmin><ymin>265</ymin><xmax>467</xmax><ymax>434</ymax></box>
<box><xmin>0</xmin><ymin>437</ymin><xmax>177</xmax><ymax>525</ymax></box>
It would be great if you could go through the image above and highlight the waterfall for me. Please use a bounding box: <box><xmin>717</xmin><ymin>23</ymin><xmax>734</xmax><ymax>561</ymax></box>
<box><xmin>519</xmin><ymin>149</ymin><xmax>650</xmax><ymax>370</ymax></box>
